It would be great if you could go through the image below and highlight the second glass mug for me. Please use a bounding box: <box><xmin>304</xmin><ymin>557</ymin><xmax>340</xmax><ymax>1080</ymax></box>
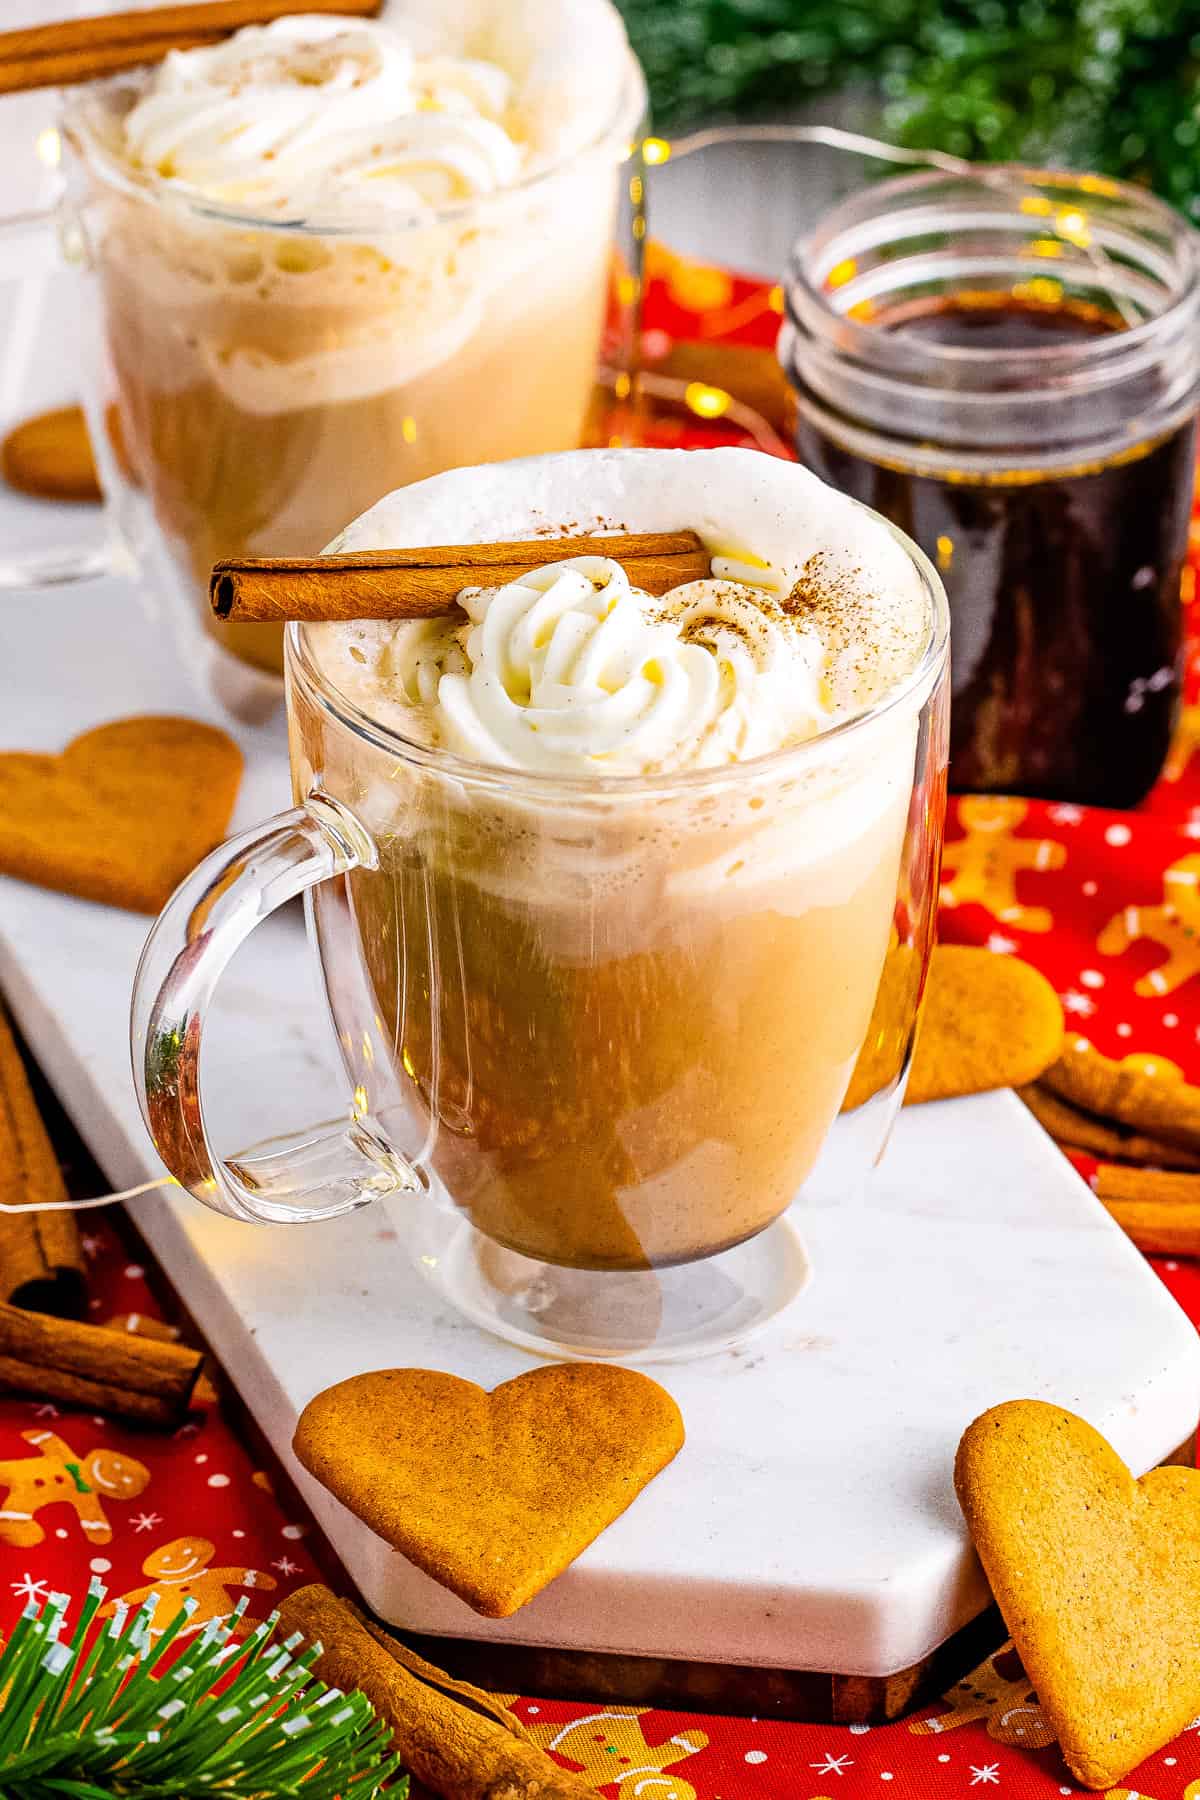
<box><xmin>130</xmin><ymin>514</ymin><xmax>950</xmax><ymax>1361</ymax></box>
<box><xmin>0</xmin><ymin>29</ymin><xmax>646</xmax><ymax>716</ymax></box>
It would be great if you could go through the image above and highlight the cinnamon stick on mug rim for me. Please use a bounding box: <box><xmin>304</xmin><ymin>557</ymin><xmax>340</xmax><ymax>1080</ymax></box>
<box><xmin>0</xmin><ymin>0</ymin><xmax>381</xmax><ymax>96</ymax></box>
<box><xmin>210</xmin><ymin>531</ymin><xmax>712</xmax><ymax>624</ymax></box>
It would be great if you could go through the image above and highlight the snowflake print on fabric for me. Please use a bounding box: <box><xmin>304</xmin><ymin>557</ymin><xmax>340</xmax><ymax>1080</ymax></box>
<box><xmin>10</xmin><ymin>1573</ymin><xmax>50</xmax><ymax>1605</ymax></box>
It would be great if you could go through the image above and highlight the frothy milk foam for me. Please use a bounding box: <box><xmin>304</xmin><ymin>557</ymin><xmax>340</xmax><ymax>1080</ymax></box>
<box><xmin>65</xmin><ymin>2</ymin><xmax>642</xmax><ymax>674</ymax></box>
<box><xmin>295</xmin><ymin>452</ymin><xmax>939</xmax><ymax>1271</ymax></box>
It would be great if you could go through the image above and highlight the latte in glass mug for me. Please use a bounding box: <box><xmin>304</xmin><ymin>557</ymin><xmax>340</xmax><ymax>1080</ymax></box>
<box><xmin>63</xmin><ymin>0</ymin><xmax>643</xmax><ymax>678</ymax></box>
<box><xmin>299</xmin><ymin>447</ymin><xmax>940</xmax><ymax>1268</ymax></box>
<box><xmin>133</xmin><ymin>447</ymin><xmax>949</xmax><ymax>1356</ymax></box>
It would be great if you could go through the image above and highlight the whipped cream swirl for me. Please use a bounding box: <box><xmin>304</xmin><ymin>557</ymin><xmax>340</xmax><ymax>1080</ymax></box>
<box><xmin>378</xmin><ymin>555</ymin><xmax>830</xmax><ymax>774</ymax></box>
<box><xmin>313</xmin><ymin>447</ymin><xmax>935</xmax><ymax>779</ymax></box>
<box><xmin>121</xmin><ymin>16</ymin><xmax>524</xmax><ymax>217</ymax></box>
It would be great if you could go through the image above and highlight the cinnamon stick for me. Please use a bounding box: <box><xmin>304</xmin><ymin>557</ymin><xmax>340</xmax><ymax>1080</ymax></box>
<box><xmin>1019</xmin><ymin>1083</ymin><xmax>1200</xmax><ymax>1172</ymax></box>
<box><xmin>210</xmin><ymin>531</ymin><xmax>711</xmax><ymax>624</ymax></box>
<box><xmin>0</xmin><ymin>33</ymin><xmax>221</xmax><ymax>91</ymax></box>
<box><xmin>0</xmin><ymin>1301</ymin><xmax>202</xmax><ymax>1425</ymax></box>
<box><xmin>0</xmin><ymin>0</ymin><xmax>381</xmax><ymax>95</ymax></box>
<box><xmin>1095</xmin><ymin>1165</ymin><xmax>1200</xmax><ymax>1258</ymax></box>
<box><xmin>0</xmin><ymin>1011</ymin><xmax>85</xmax><ymax>1319</ymax></box>
<box><xmin>277</xmin><ymin>1584</ymin><xmax>595</xmax><ymax>1800</ymax></box>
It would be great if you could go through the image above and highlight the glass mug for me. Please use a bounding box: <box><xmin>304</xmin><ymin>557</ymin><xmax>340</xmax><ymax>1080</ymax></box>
<box><xmin>130</xmin><ymin>515</ymin><xmax>950</xmax><ymax>1361</ymax></box>
<box><xmin>0</xmin><ymin>40</ymin><xmax>646</xmax><ymax>717</ymax></box>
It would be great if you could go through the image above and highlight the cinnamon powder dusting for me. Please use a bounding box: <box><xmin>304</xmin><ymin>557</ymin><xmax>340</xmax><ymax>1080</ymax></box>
<box><xmin>783</xmin><ymin>549</ymin><xmax>872</xmax><ymax>680</ymax></box>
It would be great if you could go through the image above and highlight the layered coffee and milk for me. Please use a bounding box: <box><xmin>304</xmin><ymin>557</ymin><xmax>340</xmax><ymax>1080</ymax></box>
<box><xmin>64</xmin><ymin>1</ymin><xmax>641</xmax><ymax>674</ymax></box>
<box><xmin>299</xmin><ymin>449</ymin><xmax>935</xmax><ymax>1269</ymax></box>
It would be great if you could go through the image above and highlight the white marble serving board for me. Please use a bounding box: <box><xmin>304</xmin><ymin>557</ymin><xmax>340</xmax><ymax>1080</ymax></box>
<box><xmin>1</xmin><ymin>562</ymin><xmax>1199</xmax><ymax>1680</ymax></box>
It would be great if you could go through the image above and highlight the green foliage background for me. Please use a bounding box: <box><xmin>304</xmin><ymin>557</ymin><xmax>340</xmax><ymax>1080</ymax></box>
<box><xmin>615</xmin><ymin>0</ymin><xmax>1200</xmax><ymax>215</ymax></box>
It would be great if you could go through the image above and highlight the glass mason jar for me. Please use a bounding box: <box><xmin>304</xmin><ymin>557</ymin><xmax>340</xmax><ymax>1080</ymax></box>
<box><xmin>779</xmin><ymin>167</ymin><xmax>1200</xmax><ymax>807</ymax></box>
<box><xmin>38</xmin><ymin>51</ymin><xmax>645</xmax><ymax>716</ymax></box>
<box><xmin>131</xmin><ymin>517</ymin><xmax>949</xmax><ymax>1362</ymax></box>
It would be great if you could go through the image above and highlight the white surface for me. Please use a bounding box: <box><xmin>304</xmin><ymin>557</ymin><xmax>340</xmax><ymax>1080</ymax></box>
<box><xmin>1</xmin><ymin>568</ymin><xmax>1198</xmax><ymax>1678</ymax></box>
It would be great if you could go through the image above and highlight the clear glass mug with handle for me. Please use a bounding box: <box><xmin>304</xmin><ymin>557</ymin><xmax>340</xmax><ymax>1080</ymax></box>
<box><xmin>129</xmin><ymin>504</ymin><xmax>950</xmax><ymax>1363</ymax></box>
<box><xmin>0</xmin><ymin>31</ymin><xmax>646</xmax><ymax>717</ymax></box>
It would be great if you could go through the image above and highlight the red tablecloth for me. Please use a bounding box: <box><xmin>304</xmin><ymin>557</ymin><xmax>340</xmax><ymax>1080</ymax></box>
<box><xmin>4</xmin><ymin>259</ymin><xmax>1200</xmax><ymax>1799</ymax></box>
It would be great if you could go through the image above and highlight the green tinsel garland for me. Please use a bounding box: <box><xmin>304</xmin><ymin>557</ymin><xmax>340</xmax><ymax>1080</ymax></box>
<box><xmin>0</xmin><ymin>1580</ymin><xmax>406</xmax><ymax>1798</ymax></box>
<box><xmin>615</xmin><ymin>0</ymin><xmax>1200</xmax><ymax>216</ymax></box>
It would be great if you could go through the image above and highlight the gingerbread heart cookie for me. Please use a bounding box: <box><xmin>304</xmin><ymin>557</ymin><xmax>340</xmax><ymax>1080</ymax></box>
<box><xmin>1</xmin><ymin>405</ymin><xmax>101</xmax><ymax>502</ymax></box>
<box><xmin>844</xmin><ymin>943</ymin><xmax>1063</xmax><ymax>1111</ymax></box>
<box><xmin>956</xmin><ymin>1400</ymin><xmax>1200</xmax><ymax>1789</ymax></box>
<box><xmin>293</xmin><ymin>1363</ymin><xmax>684</xmax><ymax>1617</ymax></box>
<box><xmin>0</xmin><ymin>716</ymin><xmax>242</xmax><ymax>914</ymax></box>
<box><xmin>907</xmin><ymin>944</ymin><xmax>1063</xmax><ymax>1103</ymax></box>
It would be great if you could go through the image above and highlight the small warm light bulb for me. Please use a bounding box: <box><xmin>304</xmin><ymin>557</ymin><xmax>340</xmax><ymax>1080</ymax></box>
<box><xmin>1055</xmin><ymin>208</ymin><xmax>1091</xmax><ymax>246</ymax></box>
<box><xmin>936</xmin><ymin>534</ymin><xmax>954</xmax><ymax>572</ymax></box>
<box><xmin>685</xmin><ymin>381</ymin><xmax>731</xmax><ymax>420</ymax></box>
<box><xmin>642</xmin><ymin>137</ymin><xmax>671</xmax><ymax>166</ymax></box>
<box><xmin>36</xmin><ymin>128</ymin><xmax>61</xmax><ymax>169</ymax></box>
<box><xmin>1014</xmin><ymin>276</ymin><xmax>1063</xmax><ymax>305</ymax></box>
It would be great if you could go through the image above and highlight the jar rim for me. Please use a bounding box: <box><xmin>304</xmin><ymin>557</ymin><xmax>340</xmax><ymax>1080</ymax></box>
<box><xmin>785</xmin><ymin>163</ymin><xmax>1200</xmax><ymax>378</ymax></box>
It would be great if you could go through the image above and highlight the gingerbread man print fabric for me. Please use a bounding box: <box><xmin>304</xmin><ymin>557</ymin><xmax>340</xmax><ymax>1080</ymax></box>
<box><xmin>0</xmin><ymin>1223</ymin><xmax>321</xmax><ymax>1637</ymax></box>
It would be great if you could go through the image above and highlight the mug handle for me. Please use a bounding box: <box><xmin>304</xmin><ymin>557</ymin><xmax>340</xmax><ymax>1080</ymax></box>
<box><xmin>130</xmin><ymin>795</ymin><xmax>423</xmax><ymax>1225</ymax></box>
<box><xmin>0</xmin><ymin>201</ymin><xmax>124</xmax><ymax>590</ymax></box>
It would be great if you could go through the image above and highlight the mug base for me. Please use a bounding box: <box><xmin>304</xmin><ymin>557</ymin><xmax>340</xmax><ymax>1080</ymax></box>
<box><xmin>405</xmin><ymin>1187</ymin><xmax>812</xmax><ymax>1363</ymax></box>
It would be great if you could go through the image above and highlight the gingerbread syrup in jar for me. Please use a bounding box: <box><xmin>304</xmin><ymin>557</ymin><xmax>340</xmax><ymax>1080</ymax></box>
<box><xmin>779</xmin><ymin>168</ymin><xmax>1200</xmax><ymax>806</ymax></box>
